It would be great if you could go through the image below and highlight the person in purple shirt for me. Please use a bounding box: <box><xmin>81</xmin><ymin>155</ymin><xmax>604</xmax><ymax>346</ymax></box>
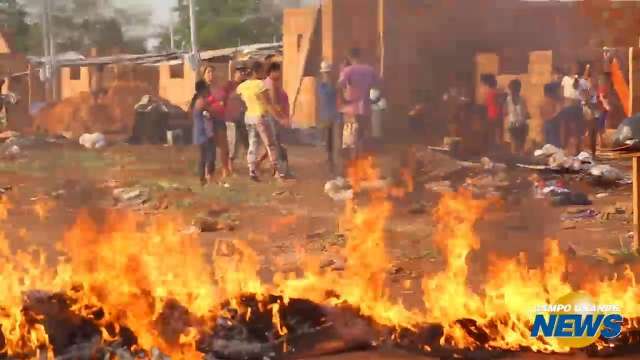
<box><xmin>338</xmin><ymin>47</ymin><xmax>382</xmax><ymax>159</ymax></box>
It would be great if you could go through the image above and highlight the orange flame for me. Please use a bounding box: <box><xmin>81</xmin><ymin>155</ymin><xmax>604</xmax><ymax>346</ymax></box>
<box><xmin>0</xmin><ymin>196</ymin><xmax>12</xmax><ymax>220</ymax></box>
<box><xmin>0</xmin><ymin>158</ymin><xmax>638</xmax><ymax>357</ymax></box>
<box><xmin>33</xmin><ymin>198</ymin><xmax>55</xmax><ymax>221</ymax></box>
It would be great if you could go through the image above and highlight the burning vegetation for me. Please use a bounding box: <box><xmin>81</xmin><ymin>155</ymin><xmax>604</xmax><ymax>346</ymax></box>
<box><xmin>0</xmin><ymin>158</ymin><xmax>639</xmax><ymax>359</ymax></box>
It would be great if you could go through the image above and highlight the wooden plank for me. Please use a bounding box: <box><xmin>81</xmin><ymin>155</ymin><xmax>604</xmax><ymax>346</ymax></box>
<box><xmin>630</xmin><ymin>47</ymin><xmax>635</xmax><ymax>115</ymax></box>
<box><xmin>634</xmin><ymin>156</ymin><xmax>640</xmax><ymax>251</ymax></box>
<box><xmin>290</xmin><ymin>6</ymin><xmax>320</xmax><ymax>120</ymax></box>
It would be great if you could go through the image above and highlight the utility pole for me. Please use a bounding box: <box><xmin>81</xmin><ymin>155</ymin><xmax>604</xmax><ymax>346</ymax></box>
<box><xmin>41</xmin><ymin>0</ymin><xmax>50</xmax><ymax>101</ymax></box>
<box><xmin>169</xmin><ymin>15</ymin><xmax>175</xmax><ymax>51</ymax></box>
<box><xmin>188</xmin><ymin>0</ymin><xmax>198</xmax><ymax>54</ymax></box>
<box><xmin>45</xmin><ymin>0</ymin><xmax>57</xmax><ymax>101</ymax></box>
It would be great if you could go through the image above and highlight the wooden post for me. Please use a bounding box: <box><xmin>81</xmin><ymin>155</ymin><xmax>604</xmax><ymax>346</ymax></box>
<box><xmin>634</xmin><ymin>156</ymin><xmax>640</xmax><ymax>251</ymax></box>
<box><xmin>630</xmin><ymin>47</ymin><xmax>634</xmax><ymax>116</ymax></box>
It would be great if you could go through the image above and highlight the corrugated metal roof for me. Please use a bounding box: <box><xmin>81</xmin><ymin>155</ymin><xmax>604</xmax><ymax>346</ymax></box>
<box><xmin>28</xmin><ymin>51</ymin><xmax>185</xmax><ymax>67</ymax></box>
<box><xmin>199</xmin><ymin>42</ymin><xmax>282</xmax><ymax>61</ymax></box>
<box><xmin>25</xmin><ymin>42</ymin><xmax>281</xmax><ymax>68</ymax></box>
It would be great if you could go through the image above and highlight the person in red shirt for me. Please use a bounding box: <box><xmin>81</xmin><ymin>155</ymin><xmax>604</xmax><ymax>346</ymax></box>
<box><xmin>480</xmin><ymin>73</ymin><xmax>501</xmax><ymax>150</ymax></box>
<box><xmin>203</xmin><ymin>64</ymin><xmax>232</xmax><ymax>179</ymax></box>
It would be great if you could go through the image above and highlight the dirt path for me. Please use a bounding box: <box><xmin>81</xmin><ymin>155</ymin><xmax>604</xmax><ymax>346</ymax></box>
<box><xmin>0</xmin><ymin>140</ymin><xmax>637</xmax><ymax>359</ymax></box>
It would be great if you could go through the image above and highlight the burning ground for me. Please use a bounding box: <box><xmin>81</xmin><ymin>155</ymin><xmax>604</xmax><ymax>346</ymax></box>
<box><xmin>0</xmin><ymin>140</ymin><xmax>639</xmax><ymax>359</ymax></box>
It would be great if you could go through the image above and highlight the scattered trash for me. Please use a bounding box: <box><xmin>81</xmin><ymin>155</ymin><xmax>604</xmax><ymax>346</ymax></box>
<box><xmin>532</xmin><ymin>178</ymin><xmax>569</xmax><ymax>199</ymax></box>
<box><xmin>306</xmin><ymin>229</ymin><xmax>327</xmax><ymax>240</ymax></box>
<box><xmin>389</xmin><ymin>265</ymin><xmax>405</xmax><ymax>276</ymax></box>
<box><xmin>567</xmin><ymin>243</ymin><xmax>580</xmax><ymax>257</ymax></box>
<box><xmin>600</xmin><ymin>204</ymin><xmax>629</xmax><ymax>220</ymax></box>
<box><xmin>0</xmin><ymin>186</ymin><xmax>12</xmax><ymax>195</ymax></box>
<box><xmin>463</xmin><ymin>173</ymin><xmax>509</xmax><ymax>196</ymax></box>
<box><xmin>589</xmin><ymin>164</ymin><xmax>624</xmax><ymax>183</ymax></box>
<box><xmin>534</xmin><ymin>144</ymin><xmax>563</xmax><ymax>157</ymax></box>
<box><xmin>112</xmin><ymin>187</ymin><xmax>150</xmax><ymax>208</ymax></box>
<box><xmin>595</xmin><ymin>193</ymin><xmax>609</xmax><ymax>199</ymax></box>
<box><xmin>550</xmin><ymin>191</ymin><xmax>592</xmax><ymax>207</ymax></box>
<box><xmin>612</xmin><ymin>113</ymin><xmax>640</xmax><ymax>148</ymax></box>
<box><xmin>319</xmin><ymin>256</ymin><xmax>345</xmax><ymax>271</ymax></box>
<box><xmin>193</xmin><ymin>217</ymin><xmax>221</xmax><ymax>233</ymax></box>
<box><xmin>480</xmin><ymin>157</ymin><xmax>506</xmax><ymax>171</ymax></box>
<box><xmin>79</xmin><ymin>133</ymin><xmax>107</xmax><ymax>149</ymax></box>
<box><xmin>3</xmin><ymin>144</ymin><xmax>20</xmax><ymax>158</ymax></box>
<box><xmin>272</xmin><ymin>190</ymin><xmax>289</xmax><ymax>197</ymax></box>
<box><xmin>548</xmin><ymin>151</ymin><xmax>583</xmax><ymax>171</ymax></box>
<box><xmin>561</xmin><ymin>209</ymin><xmax>599</xmax><ymax>221</ymax></box>
<box><xmin>424</xmin><ymin>180</ymin><xmax>453</xmax><ymax>193</ymax></box>
<box><xmin>408</xmin><ymin>202</ymin><xmax>427</xmax><ymax>215</ymax></box>
<box><xmin>0</xmin><ymin>131</ymin><xmax>20</xmax><ymax>141</ymax></box>
<box><xmin>324</xmin><ymin>177</ymin><xmax>353</xmax><ymax>201</ymax></box>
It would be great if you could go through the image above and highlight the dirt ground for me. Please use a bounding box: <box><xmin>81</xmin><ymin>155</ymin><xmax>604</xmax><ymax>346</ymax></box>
<box><xmin>0</xmin><ymin>137</ymin><xmax>637</xmax><ymax>359</ymax></box>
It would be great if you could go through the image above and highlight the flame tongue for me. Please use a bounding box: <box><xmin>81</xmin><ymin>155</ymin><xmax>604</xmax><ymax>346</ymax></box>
<box><xmin>0</xmin><ymin>159</ymin><xmax>638</xmax><ymax>357</ymax></box>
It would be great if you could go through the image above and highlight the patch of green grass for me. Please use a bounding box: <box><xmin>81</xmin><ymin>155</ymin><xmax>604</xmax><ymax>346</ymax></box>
<box><xmin>0</xmin><ymin>149</ymin><xmax>113</xmax><ymax>176</ymax></box>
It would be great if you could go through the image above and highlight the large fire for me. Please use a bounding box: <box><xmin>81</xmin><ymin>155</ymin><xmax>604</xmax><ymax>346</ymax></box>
<box><xmin>0</xmin><ymin>158</ymin><xmax>638</xmax><ymax>358</ymax></box>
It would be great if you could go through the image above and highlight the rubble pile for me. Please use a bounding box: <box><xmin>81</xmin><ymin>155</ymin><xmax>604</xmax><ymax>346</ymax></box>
<box><xmin>5</xmin><ymin>290</ymin><xmax>640</xmax><ymax>360</ymax></box>
<box><xmin>32</xmin><ymin>81</ymin><xmax>184</xmax><ymax>138</ymax></box>
<box><xmin>530</xmin><ymin>144</ymin><xmax>627</xmax><ymax>184</ymax></box>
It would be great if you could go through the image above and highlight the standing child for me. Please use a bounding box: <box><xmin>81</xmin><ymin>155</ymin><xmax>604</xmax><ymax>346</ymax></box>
<box><xmin>503</xmin><ymin>79</ymin><xmax>530</xmax><ymax>155</ymax></box>
<box><xmin>596</xmin><ymin>73</ymin><xmax>611</xmax><ymax>148</ymax></box>
<box><xmin>318</xmin><ymin>61</ymin><xmax>342</xmax><ymax>175</ymax></box>
<box><xmin>540</xmin><ymin>83</ymin><xmax>562</xmax><ymax>147</ymax></box>
<box><xmin>202</xmin><ymin>65</ymin><xmax>232</xmax><ymax>179</ymax></box>
<box><xmin>191</xmin><ymin>80</ymin><xmax>215</xmax><ymax>186</ymax></box>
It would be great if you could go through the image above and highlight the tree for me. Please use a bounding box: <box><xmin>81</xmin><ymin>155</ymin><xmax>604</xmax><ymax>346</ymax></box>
<box><xmin>0</xmin><ymin>0</ymin><xmax>33</xmax><ymax>53</ymax></box>
<box><xmin>164</xmin><ymin>0</ymin><xmax>282</xmax><ymax>51</ymax></box>
<box><xmin>13</xmin><ymin>0</ymin><xmax>151</xmax><ymax>55</ymax></box>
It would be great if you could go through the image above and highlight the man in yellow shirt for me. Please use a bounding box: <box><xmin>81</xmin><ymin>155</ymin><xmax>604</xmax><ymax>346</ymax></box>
<box><xmin>236</xmin><ymin>61</ymin><xmax>287</xmax><ymax>181</ymax></box>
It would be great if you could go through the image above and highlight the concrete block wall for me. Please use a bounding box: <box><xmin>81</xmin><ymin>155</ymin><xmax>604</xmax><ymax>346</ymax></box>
<box><xmin>283</xmin><ymin>7</ymin><xmax>321</xmax><ymax>127</ymax></box>
<box><xmin>159</xmin><ymin>61</ymin><xmax>198</xmax><ymax>110</ymax></box>
<box><xmin>478</xmin><ymin>51</ymin><xmax>553</xmax><ymax>146</ymax></box>
<box><xmin>60</xmin><ymin>67</ymin><xmax>91</xmax><ymax>100</ymax></box>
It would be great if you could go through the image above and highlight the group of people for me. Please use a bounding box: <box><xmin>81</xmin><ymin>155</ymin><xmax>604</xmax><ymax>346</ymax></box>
<box><xmin>190</xmin><ymin>47</ymin><xmax>382</xmax><ymax>186</ymax></box>
<box><xmin>190</xmin><ymin>60</ymin><xmax>291</xmax><ymax>185</ymax></box>
<box><xmin>542</xmin><ymin>63</ymin><xmax>613</xmax><ymax>157</ymax></box>
<box><xmin>472</xmin><ymin>61</ymin><xmax>615</xmax><ymax>157</ymax></box>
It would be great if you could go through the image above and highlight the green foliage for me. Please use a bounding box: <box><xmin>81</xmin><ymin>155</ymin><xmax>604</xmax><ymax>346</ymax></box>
<box><xmin>164</xmin><ymin>0</ymin><xmax>281</xmax><ymax>51</ymax></box>
<box><xmin>0</xmin><ymin>0</ymin><xmax>32</xmax><ymax>53</ymax></box>
<box><xmin>2</xmin><ymin>0</ymin><xmax>149</xmax><ymax>54</ymax></box>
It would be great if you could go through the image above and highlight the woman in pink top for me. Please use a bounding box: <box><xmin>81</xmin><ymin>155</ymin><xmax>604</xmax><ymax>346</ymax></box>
<box><xmin>203</xmin><ymin>64</ymin><xmax>232</xmax><ymax>178</ymax></box>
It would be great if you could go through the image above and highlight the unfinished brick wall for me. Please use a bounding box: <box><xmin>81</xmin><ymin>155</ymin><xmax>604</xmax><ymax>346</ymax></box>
<box><xmin>475</xmin><ymin>51</ymin><xmax>552</xmax><ymax>146</ymax></box>
<box><xmin>283</xmin><ymin>0</ymin><xmax>640</xmax><ymax>130</ymax></box>
<box><xmin>283</xmin><ymin>7</ymin><xmax>321</xmax><ymax>126</ymax></box>
<box><xmin>60</xmin><ymin>67</ymin><xmax>91</xmax><ymax>100</ymax></box>
<box><xmin>158</xmin><ymin>61</ymin><xmax>198</xmax><ymax>110</ymax></box>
